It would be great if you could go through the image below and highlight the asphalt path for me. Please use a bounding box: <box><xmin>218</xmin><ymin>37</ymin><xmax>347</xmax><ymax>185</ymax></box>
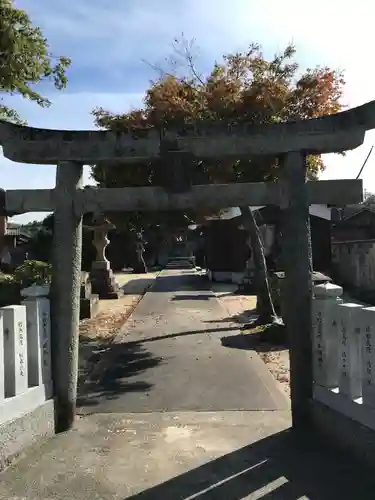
<box><xmin>78</xmin><ymin>269</ymin><xmax>288</xmax><ymax>413</ymax></box>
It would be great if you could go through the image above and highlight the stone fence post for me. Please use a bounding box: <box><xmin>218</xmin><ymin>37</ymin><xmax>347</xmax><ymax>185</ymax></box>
<box><xmin>360</xmin><ymin>306</ymin><xmax>375</xmax><ymax>407</ymax></box>
<box><xmin>312</xmin><ymin>283</ymin><xmax>343</xmax><ymax>388</ymax></box>
<box><xmin>1</xmin><ymin>303</ymin><xmax>28</xmax><ymax>398</ymax></box>
<box><xmin>338</xmin><ymin>302</ymin><xmax>363</xmax><ymax>400</ymax></box>
<box><xmin>21</xmin><ymin>284</ymin><xmax>52</xmax><ymax>389</ymax></box>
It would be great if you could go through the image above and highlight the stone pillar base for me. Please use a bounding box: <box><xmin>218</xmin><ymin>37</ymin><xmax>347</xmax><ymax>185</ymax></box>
<box><xmin>80</xmin><ymin>295</ymin><xmax>100</xmax><ymax>319</ymax></box>
<box><xmin>90</xmin><ymin>265</ymin><xmax>123</xmax><ymax>300</ymax></box>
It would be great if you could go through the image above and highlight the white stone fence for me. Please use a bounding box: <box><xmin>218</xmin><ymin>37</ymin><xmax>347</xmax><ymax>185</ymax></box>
<box><xmin>312</xmin><ymin>282</ymin><xmax>375</xmax><ymax>430</ymax></box>
<box><xmin>0</xmin><ymin>284</ymin><xmax>52</xmax><ymax>426</ymax></box>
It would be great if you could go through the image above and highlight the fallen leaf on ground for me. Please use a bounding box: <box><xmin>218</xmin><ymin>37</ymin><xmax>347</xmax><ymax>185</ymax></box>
<box><xmin>79</xmin><ymin>295</ymin><xmax>143</xmax><ymax>342</ymax></box>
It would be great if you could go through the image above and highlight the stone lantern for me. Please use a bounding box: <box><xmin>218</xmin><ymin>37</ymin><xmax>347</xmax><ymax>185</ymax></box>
<box><xmin>85</xmin><ymin>213</ymin><xmax>122</xmax><ymax>299</ymax></box>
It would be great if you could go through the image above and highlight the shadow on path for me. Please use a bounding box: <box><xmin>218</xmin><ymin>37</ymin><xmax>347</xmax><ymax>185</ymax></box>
<box><xmin>77</xmin><ymin>336</ymin><xmax>163</xmax><ymax>408</ymax></box>
<box><xmin>127</xmin><ymin>326</ymin><xmax>240</xmax><ymax>346</ymax></box>
<box><xmin>221</xmin><ymin>330</ymin><xmax>289</xmax><ymax>358</ymax></box>
<box><xmin>206</xmin><ymin>308</ymin><xmax>258</xmax><ymax>324</ymax></box>
<box><xmin>170</xmin><ymin>293</ymin><xmax>214</xmax><ymax>301</ymax></box>
<box><xmin>120</xmin><ymin>278</ymin><xmax>155</xmax><ymax>295</ymax></box>
<box><xmin>124</xmin><ymin>428</ymin><xmax>375</xmax><ymax>499</ymax></box>
<box><xmin>147</xmin><ymin>273</ymin><xmax>211</xmax><ymax>293</ymax></box>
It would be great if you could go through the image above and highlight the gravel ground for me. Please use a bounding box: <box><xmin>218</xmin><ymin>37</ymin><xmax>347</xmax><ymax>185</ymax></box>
<box><xmin>79</xmin><ymin>271</ymin><xmax>158</xmax><ymax>342</ymax></box>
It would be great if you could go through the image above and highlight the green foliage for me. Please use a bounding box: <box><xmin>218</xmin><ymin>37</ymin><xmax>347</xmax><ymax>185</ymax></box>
<box><xmin>28</xmin><ymin>229</ymin><xmax>53</xmax><ymax>262</ymax></box>
<box><xmin>20</xmin><ymin>220</ymin><xmax>44</xmax><ymax>236</ymax></box>
<box><xmin>0</xmin><ymin>271</ymin><xmax>17</xmax><ymax>284</ymax></box>
<box><xmin>24</xmin><ymin>214</ymin><xmax>55</xmax><ymax>262</ymax></box>
<box><xmin>0</xmin><ymin>278</ymin><xmax>20</xmax><ymax>307</ymax></box>
<box><xmin>13</xmin><ymin>260</ymin><xmax>52</xmax><ymax>288</ymax></box>
<box><xmin>26</xmin><ymin>213</ymin><xmax>96</xmax><ymax>270</ymax></box>
<box><xmin>362</xmin><ymin>191</ymin><xmax>375</xmax><ymax>206</ymax></box>
<box><xmin>0</xmin><ymin>271</ymin><xmax>19</xmax><ymax>307</ymax></box>
<box><xmin>0</xmin><ymin>0</ymin><xmax>71</xmax><ymax>123</ymax></box>
<box><xmin>0</xmin><ymin>261</ymin><xmax>51</xmax><ymax>307</ymax></box>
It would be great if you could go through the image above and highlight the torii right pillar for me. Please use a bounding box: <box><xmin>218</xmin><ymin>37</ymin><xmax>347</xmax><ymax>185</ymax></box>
<box><xmin>281</xmin><ymin>151</ymin><xmax>314</xmax><ymax>431</ymax></box>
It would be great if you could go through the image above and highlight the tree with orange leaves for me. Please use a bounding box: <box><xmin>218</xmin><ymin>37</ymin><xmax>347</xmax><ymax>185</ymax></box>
<box><xmin>92</xmin><ymin>38</ymin><xmax>345</xmax><ymax>322</ymax></box>
<box><xmin>92</xmin><ymin>38</ymin><xmax>344</xmax><ymax>202</ymax></box>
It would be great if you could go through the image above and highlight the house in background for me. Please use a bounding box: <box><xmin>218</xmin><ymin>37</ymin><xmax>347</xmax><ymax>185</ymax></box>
<box><xmin>253</xmin><ymin>203</ymin><xmax>332</xmax><ymax>275</ymax></box>
<box><xmin>330</xmin><ymin>204</ymin><xmax>375</xmax><ymax>303</ymax></box>
<box><xmin>202</xmin><ymin>214</ymin><xmax>250</xmax><ymax>283</ymax></box>
<box><xmin>331</xmin><ymin>205</ymin><xmax>375</xmax><ymax>242</ymax></box>
<box><xmin>201</xmin><ymin>204</ymin><xmax>332</xmax><ymax>283</ymax></box>
<box><xmin>0</xmin><ymin>216</ymin><xmax>31</xmax><ymax>271</ymax></box>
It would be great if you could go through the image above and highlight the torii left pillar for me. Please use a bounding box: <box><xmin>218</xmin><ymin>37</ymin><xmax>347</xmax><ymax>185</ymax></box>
<box><xmin>50</xmin><ymin>161</ymin><xmax>83</xmax><ymax>432</ymax></box>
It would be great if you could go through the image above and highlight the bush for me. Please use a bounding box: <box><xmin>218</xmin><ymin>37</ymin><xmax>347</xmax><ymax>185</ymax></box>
<box><xmin>0</xmin><ymin>272</ymin><xmax>17</xmax><ymax>284</ymax></box>
<box><xmin>13</xmin><ymin>260</ymin><xmax>52</xmax><ymax>288</ymax></box>
<box><xmin>27</xmin><ymin>229</ymin><xmax>53</xmax><ymax>262</ymax></box>
<box><xmin>0</xmin><ymin>272</ymin><xmax>21</xmax><ymax>307</ymax></box>
<box><xmin>0</xmin><ymin>261</ymin><xmax>52</xmax><ymax>307</ymax></box>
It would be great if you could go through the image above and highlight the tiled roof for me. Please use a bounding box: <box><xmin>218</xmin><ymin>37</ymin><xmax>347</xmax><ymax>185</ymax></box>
<box><xmin>205</xmin><ymin>204</ymin><xmax>331</xmax><ymax>222</ymax></box>
<box><xmin>337</xmin><ymin>204</ymin><xmax>375</xmax><ymax>221</ymax></box>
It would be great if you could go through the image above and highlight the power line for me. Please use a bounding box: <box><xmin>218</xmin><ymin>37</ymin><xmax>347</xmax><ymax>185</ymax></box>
<box><xmin>356</xmin><ymin>145</ymin><xmax>374</xmax><ymax>179</ymax></box>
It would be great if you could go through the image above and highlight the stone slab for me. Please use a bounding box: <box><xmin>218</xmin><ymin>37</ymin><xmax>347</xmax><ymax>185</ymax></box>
<box><xmin>80</xmin><ymin>294</ymin><xmax>100</xmax><ymax>319</ymax></box>
<box><xmin>0</xmin><ymin>399</ymin><xmax>54</xmax><ymax>472</ymax></box>
<box><xmin>90</xmin><ymin>266</ymin><xmax>122</xmax><ymax>299</ymax></box>
<box><xmin>97</xmin><ymin>289</ymin><xmax>123</xmax><ymax>300</ymax></box>
<box><xmin>1</xmin><ymin>410</ymin><xmax>375</xmax><ymax>499</ymax></box>
<box><xmin>312</xmin><ymin>399</ymin><xmax>375</xmax><ymax>470</ymax></box>
<box><xmin>1</xmin><ymin>383</ymin><xmax>53</xmax><ymax>426</ymax></box>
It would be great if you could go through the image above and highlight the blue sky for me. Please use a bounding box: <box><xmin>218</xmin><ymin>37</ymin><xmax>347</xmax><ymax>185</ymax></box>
<box><xmin>3</xmin><ymin>0</ymin><xmax>375</xmax><ymax>223</ymax></box>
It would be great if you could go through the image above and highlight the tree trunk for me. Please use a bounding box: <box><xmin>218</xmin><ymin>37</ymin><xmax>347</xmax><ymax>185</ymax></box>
<box><xmin>240</xmin><ymin>206</ymin><xmax>280</xmax><ymax>325</ymax></box>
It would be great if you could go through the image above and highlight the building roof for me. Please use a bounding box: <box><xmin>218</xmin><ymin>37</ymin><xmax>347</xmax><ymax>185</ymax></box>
<box><xmin>204</xmin><ymin>204</ymin><xmax>331</xmax><ymax>222</ymax></box>
<box><xmin>5</xmin><ymin>228</ymin><xmax>21</xmax><ymax>236</ymax></box>
<box><xmin>205</xmin><ymin>206</ymin><xmax>265</xmax><ymax>221</ymax></box>
<box><xmin>339</xmin><ymin>204</ymin><xmax>375</xmax><ymax>221</ymax></box>
<box><xmin>5</xmin><ymin>222</ymin><xmax>31</xmax><ymax>241</ymax></box>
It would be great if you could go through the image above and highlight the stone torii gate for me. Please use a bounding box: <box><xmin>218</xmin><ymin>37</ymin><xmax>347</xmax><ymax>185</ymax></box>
<box><xmin>1</xmin><ymin>101</ymin><xmax>374</xmax><ymax>433</ymax></box>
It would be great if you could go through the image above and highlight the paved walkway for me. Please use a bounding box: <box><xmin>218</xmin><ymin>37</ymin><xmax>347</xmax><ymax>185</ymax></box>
<box><xmin>77</xmin><ymin>269</ymin><xmax>287</xmax><ymax>413</ymax></box>
<box><xmin>0</xmin><ymin>270</ymin><xmax>374</xmax><ymax>499</ymax></box>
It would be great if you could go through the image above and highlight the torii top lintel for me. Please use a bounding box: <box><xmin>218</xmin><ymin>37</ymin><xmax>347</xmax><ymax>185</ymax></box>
<box><xmin>1</xmin><ymin>101</ymin><xmax>375</xmax><ymax>165</ymax></box>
